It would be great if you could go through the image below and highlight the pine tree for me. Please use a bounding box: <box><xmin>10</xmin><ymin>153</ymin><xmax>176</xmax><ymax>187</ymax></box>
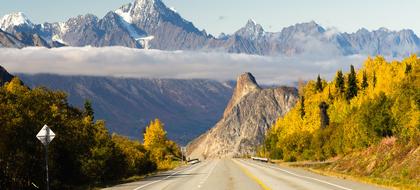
<box><xmin>405</xmin><ymin>64</ymin><xmax>412</xmax><ymax>74</ymax></box>
<box><xmin>335</xmin><ymin>70</ymin><xmax>345</xmax><ymax>94</ymax></box>
<box><xmin>373</xmin><ymin>71</ymin><xmax>377</xmax><ymax>88</ymax></box>
<box><xmin>299</xmin><ymin>96</ymin><xmax>305</xmax><ymax>119</ymax></box>
<box><xmin>328</xmin><ymin>86</ymin><xmax>333</xmax><ymax>100</ymax></box>
<box><xmin>84</xmin><ymin>100</ymin><xmax>94</xmax><ymax>119</ymax></box>
<box><xmin>346</xmin><ymin>65</ymin><xmax>358</xmax><ymax>100</ymax></box>
<box><xmin>319</xmin><ymin>101</ymin><xmax>329</xmax><ymax>128</ymax></box>
<box><xmin>361</xmin><ymin>71</ymin><xmax>368</xmax><ymax>90</ymax></box>
<box><xmin>315</xmin><ymin>74</ymin><xmax>323</xmax><ymax>92</ymax></box>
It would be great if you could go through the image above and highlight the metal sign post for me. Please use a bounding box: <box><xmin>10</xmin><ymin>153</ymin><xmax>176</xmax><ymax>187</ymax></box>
<box><xmin>181</xmin><ymin>147</ymin><xmax>186</xmax><ymax>164</ymax></box>
<box><xmin>36</xmin><ymin>125</ymin><xmax>55</xmax><ymax>190</ymax></box>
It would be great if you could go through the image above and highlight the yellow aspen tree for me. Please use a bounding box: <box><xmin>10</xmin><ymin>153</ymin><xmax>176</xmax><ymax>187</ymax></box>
<box><xmin>143</xmin><ymin>118</ymin><xmax>167</xmax><ymax>150</ymax></box>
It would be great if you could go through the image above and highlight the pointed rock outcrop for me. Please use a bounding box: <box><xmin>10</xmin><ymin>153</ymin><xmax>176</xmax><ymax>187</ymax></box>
<box><xmin>223</xmin><ymin>72</ymin><xmax>261</xmax><ymax>117</ymax></box>
<box><xmin>187</xmin><ymin>73</ymin><xmax>298</xmax><ymax>159</ymax></box>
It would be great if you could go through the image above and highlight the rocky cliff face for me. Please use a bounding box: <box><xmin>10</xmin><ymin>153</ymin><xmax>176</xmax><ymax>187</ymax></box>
<box><xmin>0</xmin><ymin>29</ymin><xmax>24</xmax><ymax>48</ymax></box>
<box><xmin>188</xmin><ymin>73</ymin><xmax>298</xmax><ymax>158</ymax></box>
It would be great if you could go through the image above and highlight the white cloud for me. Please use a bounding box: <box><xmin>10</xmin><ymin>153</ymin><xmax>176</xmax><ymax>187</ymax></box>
<box><xmin>0</xmin><ymin>46</ymin><xmax>366</xmax><ymax>85</ymax></box>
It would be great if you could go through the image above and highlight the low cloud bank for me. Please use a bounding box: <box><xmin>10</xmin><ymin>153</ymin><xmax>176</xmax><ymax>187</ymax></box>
<box><xmin>0</xmin><ymin>46</ymin><xmax>366</xmax><ymax>85</ymax></box>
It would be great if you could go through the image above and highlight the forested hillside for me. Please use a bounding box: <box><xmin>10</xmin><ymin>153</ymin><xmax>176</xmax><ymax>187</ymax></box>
<box><xmin>260</xmin><ymin>55</ymin><xmax>419</xmax><ymax>188</ymax></box>
<box><xmin>0</xmin><ymin>77</ymin><xmax>180</xmax><ymax>189</ymax></box>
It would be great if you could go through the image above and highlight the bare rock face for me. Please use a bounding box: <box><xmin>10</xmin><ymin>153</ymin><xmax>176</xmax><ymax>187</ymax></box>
<box><xmin>0</xmin><ymin>29</ymin><xmax>24</xmax><ymax>48</ymax></box>
<box><xmin>187</xmin><ymin>73</ymin><xmax>298</xmax><ymax>159</ymax></box>
<box><xmin>223</xmin><ymin>72</ymin><xmax>261</xmax><ymax>117</ymax></box>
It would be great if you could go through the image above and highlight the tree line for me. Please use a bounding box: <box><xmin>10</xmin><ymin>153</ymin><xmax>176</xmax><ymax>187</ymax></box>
<box><xmin>260</xmin><ymin>55</ymin><xmax>419</xmax><ymax>161</ymax></box>
<box><xmin>0</xmin><ymin>78</ymin><xmax>180</xmax><ymax>189</ymax></box>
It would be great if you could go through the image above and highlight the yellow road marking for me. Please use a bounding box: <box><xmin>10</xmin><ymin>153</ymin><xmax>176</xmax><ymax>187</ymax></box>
<box><xmin>233</xmin><ymin>159</ymin><xmax>271</xmax><ymax>190</ymax></box>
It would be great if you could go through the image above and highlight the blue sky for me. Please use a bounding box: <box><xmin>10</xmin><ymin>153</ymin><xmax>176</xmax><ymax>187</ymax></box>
<box><xmin>1</xmin><ymin>0</ymin><xmax>419</xmax><ymax>36</ymax></box>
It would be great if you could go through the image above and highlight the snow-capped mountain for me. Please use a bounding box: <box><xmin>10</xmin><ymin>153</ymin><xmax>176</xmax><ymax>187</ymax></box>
<box><xmin>0</xmin><ymin>12</ymin><xmax>33</xmax><ymax>31</ymax></box>
<box><xmin>0</xmin><ymin>12</ymin><xmax>64</xmax><ymax>48</ymax></box>
<box><xmin>0</xmin><ymin>0</ymin><xmax>419</xmax><ymax>57</ymax></box>
<box><xmin>214</xmin><ymin>20</ymin><xmax>420</xmax><ymax>57</ymax></box>
<box><xmin>112</xmin><ymin>0</ymin><xmax>209</xmax><ymax>50</ymax></box>
<box><xmin>343</xmin><ymin>28</ymin><xmax>420</xmax><ymax>57</ymax></box>
<box><xmin>235</xmin><ymin>19</ymin><xmax>265</xmax><ymax>41</ymax></box>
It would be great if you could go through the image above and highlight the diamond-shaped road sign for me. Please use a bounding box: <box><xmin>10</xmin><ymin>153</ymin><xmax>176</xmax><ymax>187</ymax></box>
<box><xmin>36</xmin><ymin>125</ymin><xmax>55</xmax><ymax>145</ymax></box>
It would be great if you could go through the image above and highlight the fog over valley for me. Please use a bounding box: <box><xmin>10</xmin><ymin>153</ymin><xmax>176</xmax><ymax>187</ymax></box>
<box><xmin>1</xmin><ymin>46</ymin><xmax>367</xmax><ymax>85</ymax></box>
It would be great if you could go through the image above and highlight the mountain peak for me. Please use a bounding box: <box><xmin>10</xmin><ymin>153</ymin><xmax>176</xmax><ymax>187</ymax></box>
<box><xmin>116</xmin><ymin>0</ymin><xmax>169</xmax><ymax>23</ymax></box>
<box><xmin>0</xmin><ymin>12</ymin><xmax>33</xmax><ymax>30</ymax></box>
<box><xmin>235</xmin><ymin>19</ymin><xmax>265</xmax><ymax>40</ymax></box>
<box><xmin>237</xmin><ymin>72</ymin><xmax>260</xmax><ymax>90</ymax></box>
<box><xmin>133</xmin><ymin>0</ymin><xmax>159</xmax><ymax>6</ymax></box>
<box><xmin>223</xmin><ymin>72</ymin><xmax>261</xmax><ymax>117</ymax></box>
<box><xmin>284</xmin><ymin>21</ymin><xmax>325</xmax><ymax>34</ymax></box>
<box><xmin>246</xmin><ymin>19</ymin><xmax>257</xmax><ymax>26</ymax></box>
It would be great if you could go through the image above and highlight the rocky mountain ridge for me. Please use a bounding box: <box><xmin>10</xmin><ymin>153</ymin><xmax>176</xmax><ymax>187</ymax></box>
<box><xmin>1</xmin><ymin>0</ymin><xmax>419</xmax><ymax>57</ymax></box>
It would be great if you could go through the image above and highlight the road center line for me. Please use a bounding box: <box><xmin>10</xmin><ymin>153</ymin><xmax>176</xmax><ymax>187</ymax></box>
<box><xmin>233</xmin><ymin>159</ymin><xmax>272</xmax><ymax>190</ymax></box>
<box><xmin>242</xmin><ymin>159</ymin><xmax>352</xmax><ymax>190</ymax></box>
<box><xmin>133</xmin><ymin>163</ymin><xmax>198</xmax><ymax>190</ymax></box>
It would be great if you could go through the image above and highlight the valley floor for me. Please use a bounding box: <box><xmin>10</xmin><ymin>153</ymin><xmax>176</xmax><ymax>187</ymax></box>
<box><xmin>103</xmin><ymin>159</ymin><xmax>386</xmax><ymax>190</ymax></box>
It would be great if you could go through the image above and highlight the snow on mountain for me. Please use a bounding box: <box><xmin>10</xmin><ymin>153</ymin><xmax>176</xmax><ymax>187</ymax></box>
<box><xmin>115</xmin><ymin>3</ymin><xmax>134</xmax><ymax>23</ymax></box>
<box><xmin>114</xmin><ymin>2</ymin><xmax>146</xmax><ymax>41</ymax></box>
<box><xmin>235</xmin><ymin>19</ymin><xmax>265</xmax><ymax>41</ymax></box>
<box><xmin>0</xmin><ymin>0</ymin><xmax>419</xmax><ymax>57</ymax></box>
<box><xmin>0</xmin><ymin>12</ymin><xmax>34</xmax><ymax>31</ymax></box>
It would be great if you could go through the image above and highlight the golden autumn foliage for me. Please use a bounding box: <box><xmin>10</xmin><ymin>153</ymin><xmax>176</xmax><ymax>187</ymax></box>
<box><xmin>261</xmin><ymin>55</ymin><xmax>420</xmax><ymax>161</ymax></box>
<box><xmin>143</xmin><ymin>118</ymin><xmax>181</xmax><ymax>170</ymax></box>
<box><xmin>0</xmin><ymin>79</ymin><xmax>171</xmax><ymax>189</ymax></box>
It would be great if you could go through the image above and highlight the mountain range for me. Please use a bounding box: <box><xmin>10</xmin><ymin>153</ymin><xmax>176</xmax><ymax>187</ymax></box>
<box><xmin>1</xmin><ymin>0</ymin><xmax>419</xmax><ymax>57</ymax></box>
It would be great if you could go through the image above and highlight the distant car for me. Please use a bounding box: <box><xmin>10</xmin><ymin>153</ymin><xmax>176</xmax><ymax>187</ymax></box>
<box><xmin>251</xmin><ymin>156</ymin><xmax>269</xmax><ymax>162</ymax></box>
<box><xmin>188</xmin><ymin>158</ymin><xmax>200</xmax><ymax>164</ymax></box>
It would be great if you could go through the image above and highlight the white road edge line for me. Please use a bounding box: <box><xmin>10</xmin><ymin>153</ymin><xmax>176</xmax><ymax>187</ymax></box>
<box><xmin>240</xmin><ymin>159</ymin><xmax>353</xmax><ymax>190</ymax></box>
<box><xmin>133</xmin><ymin>164</ymin><xmax>198</xmax><ymax>190</ymax></box>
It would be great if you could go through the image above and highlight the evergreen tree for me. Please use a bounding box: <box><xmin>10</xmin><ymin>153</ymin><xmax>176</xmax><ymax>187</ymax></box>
<box><xmin>373</xmin><ymin>71</ymin><xmax>377</xmax><ymax>88</ymax></box>
<box><xmin>361</xmin><ymin>71</ymin><xmax>368</xmax><ymax>90</ymax></box>
<box><xmin>84</xmin><ymin>100</ymin><xmax>94</xmax><ymax>119</ymax></box>
<box><xmin>346</xmin><ymin>65</ymin><xmax>358</xmax><ymax>100</ymax></box>
<box><xmin>299</xmin><ymin>96</ymin><xmax>305</xmax><ymax>119</ymax></box>
<box><xmin>405</xmin><ymin>64</ymin><xmax>412</xmax><ymax>74</ymax></box>
<box><xmin>335</xmin><ymin>70</ymin><xmax>345</xmax><ymax>94</ymax></box>
<box><xmin>315</xmin><ymin>74</ymin><xmax>323</xmax><ymax>92</ymax></box>
<box><xmin>319</xmin><ymin>101</ymin><xmax>329</xmax><ymax>128</ymax></box>
<box><xmin>328</xmin><ymin>86</ymin><xmax>333</xmax><ymax>100</ymax></box>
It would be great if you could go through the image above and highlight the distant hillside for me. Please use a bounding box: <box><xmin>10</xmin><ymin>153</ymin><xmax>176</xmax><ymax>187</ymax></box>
<box><xmin>18</xmin><ymin>74</ymin><xmax>234</xmax><ymax>144</ymax></box>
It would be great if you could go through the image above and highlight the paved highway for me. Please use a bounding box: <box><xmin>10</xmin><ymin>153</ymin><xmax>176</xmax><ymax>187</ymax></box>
<box><xmin>103</xmin><ymin>159</ymin><xmax>387</xmax><ymax>190</ymax></box>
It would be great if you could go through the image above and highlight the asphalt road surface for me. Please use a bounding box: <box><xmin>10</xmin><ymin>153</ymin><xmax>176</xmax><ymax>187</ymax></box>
<box><xmin>103</xmin><ymin>159</ymin><xmax>387</xmax><ymax>190</ymax></box>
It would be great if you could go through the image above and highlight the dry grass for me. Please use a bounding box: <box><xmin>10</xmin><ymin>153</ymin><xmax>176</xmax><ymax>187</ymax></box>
<box><xmin>282</xmin><ymin>137</ymin><xmax>419</xmax><ymax>190</ymax></box>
